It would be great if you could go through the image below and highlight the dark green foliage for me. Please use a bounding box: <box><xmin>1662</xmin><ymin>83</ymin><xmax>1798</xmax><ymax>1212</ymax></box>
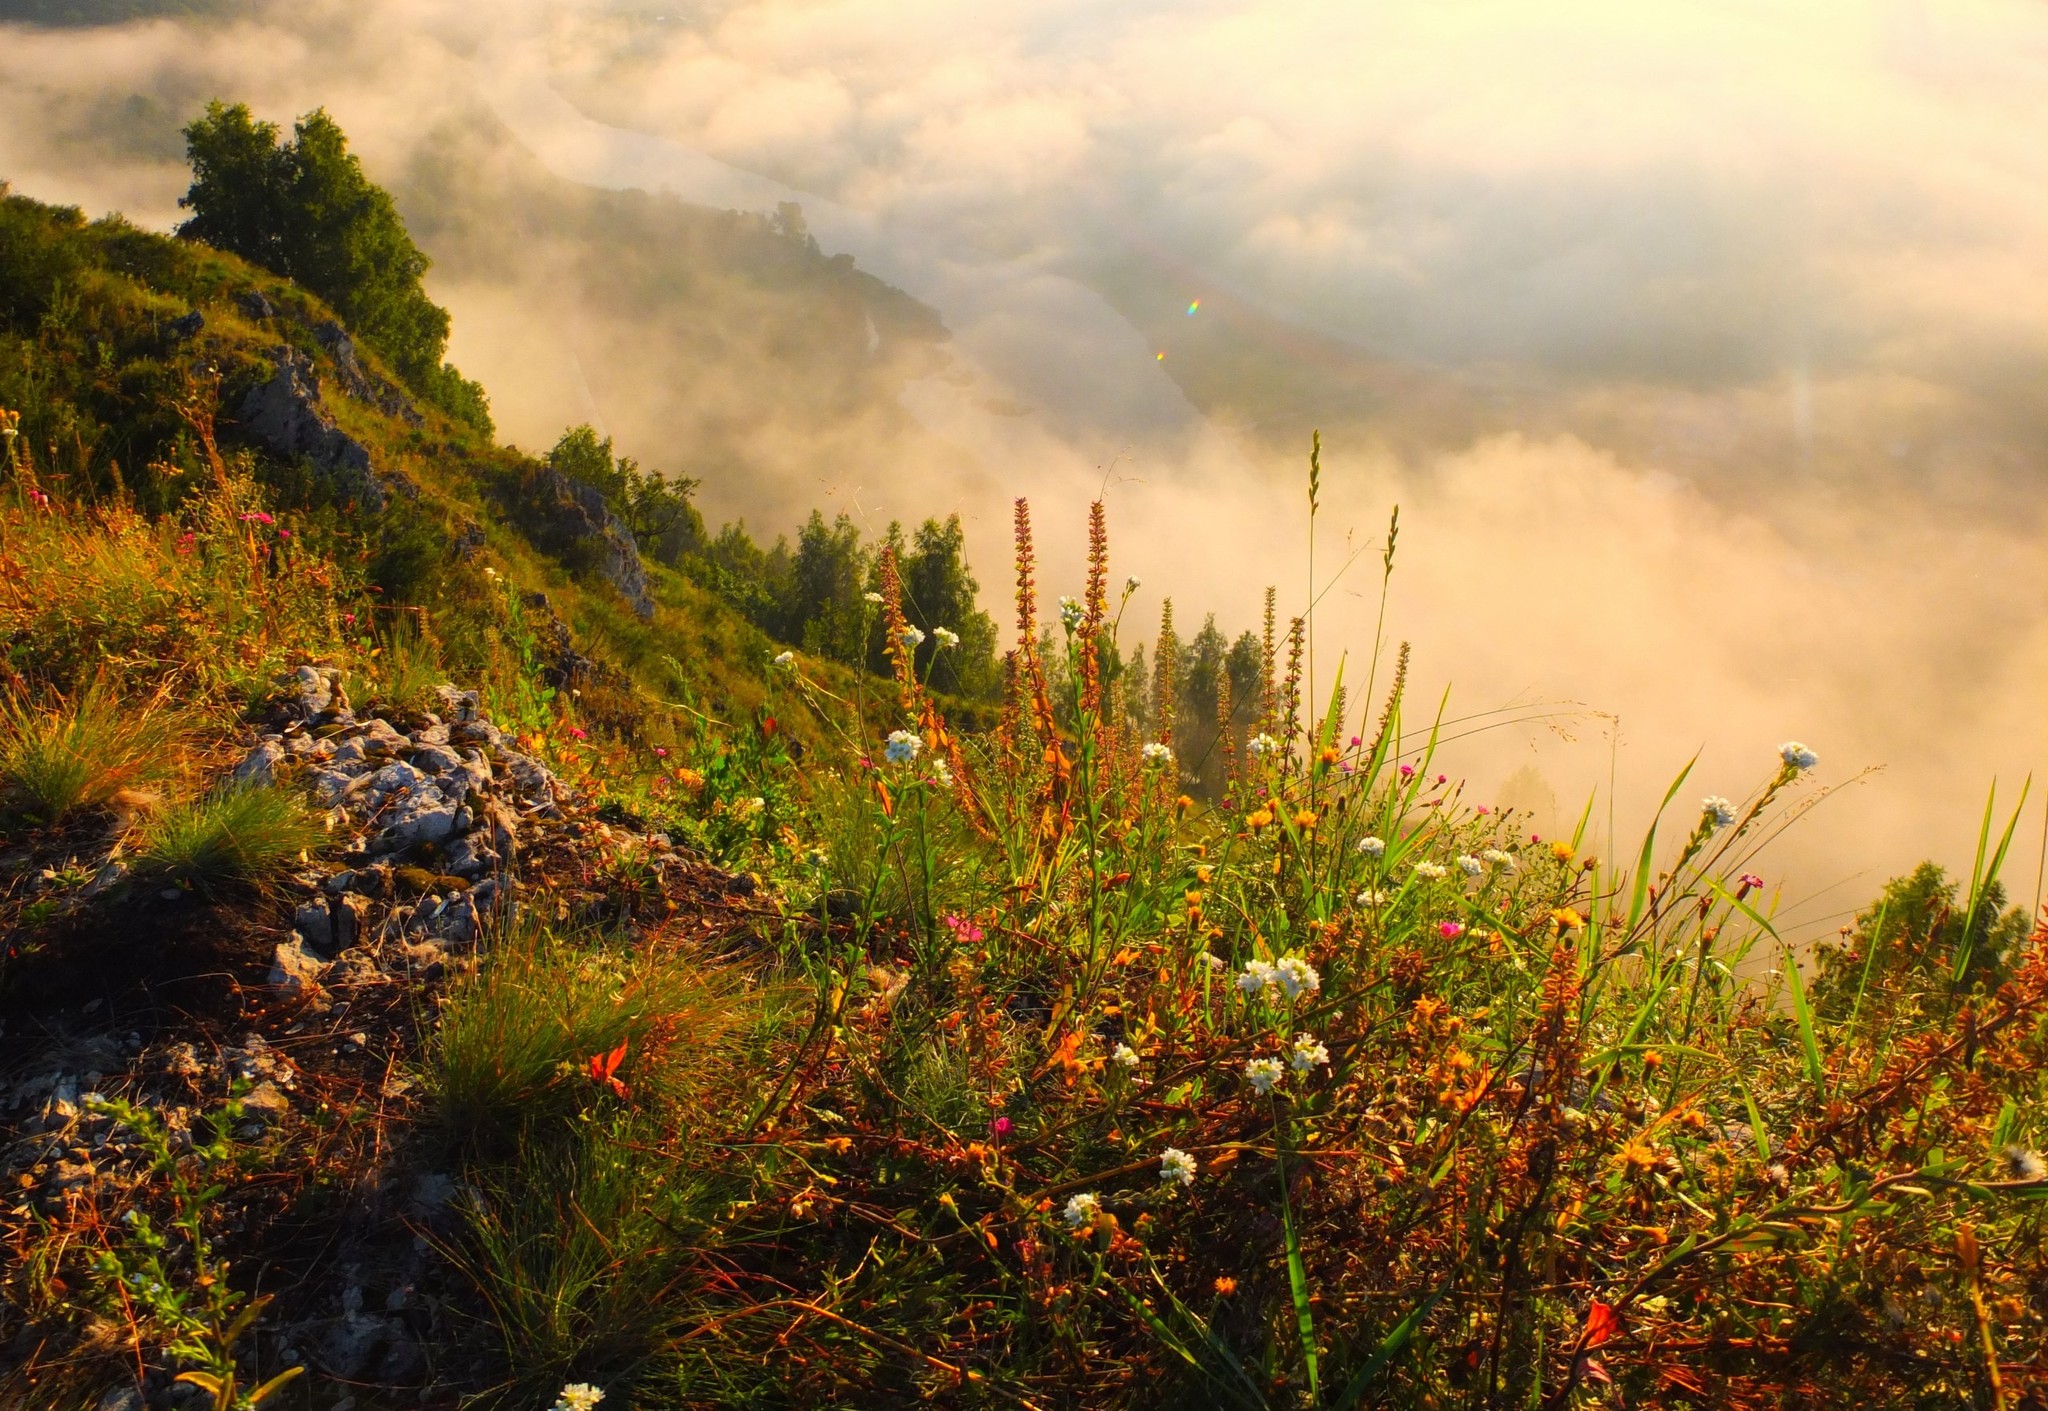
<box><xmin>1811</xmin><ymin>860</ymin><xmax>2031</xmax><ymax>1020</ymax></box>
<box><xmin>178</xmin><ymin>103</ymin><xmax>490</xmax><ymax>431</ymax></box>
<box><xmin>878</xmin><ymin>514</ymin><xmax>1000</xmax><ymax>699</ymax></box>
<box><xmin>784</xmin><ymin>510</ymin><xmax>870</xmax><ymax>664</ymax></box>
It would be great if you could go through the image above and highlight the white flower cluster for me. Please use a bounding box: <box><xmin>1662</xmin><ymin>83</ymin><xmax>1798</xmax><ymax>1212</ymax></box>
<box><xmin>1779</xmin><ymin>740</ymin><xmax>1818</xmax><ymax>771</ymax></box>
<box><xmin>1356</xmin><ymin>835</ymin><xmax>1386</xmax><ymax>857</ymax></box>
<box><xmin>1245</xmin><ymin>1057</ymin><xmax>1285</xmax><ymax>1094</ymax></box>
<box><xmin>1480</xmin><ymin>848</ymin><xmax>1515</xmax><ymax>870</ymax></box>
<box><xmin>1141</xmin><ymin>741</ymin><xmax>1175</xmax><ymax>767</ymax></box>
<box><xmin>1125</xmin><ymin>576</ymin><xmax>1142</xmax><ymax>594</ymax></box>
<box><xmin>1238</xmin><ymin>955</ymin><xmax>1320</xmax><ymax>1001</ymax></box>
<box><xmin>1412</xmin><ymin>860</ymin><xmax>1449</xmax><ymax>880</ymax></box>
<box><xmin>1246</xmin><ymin>733</ymin><xmax>1282</xmax><ymax>759</ymax></box>
<box><xmin>1702</xmin><ymin>796</ymin><xmax>1737</xmax><ymax>830</ymax></box>
<box><xmin>1058</xmin><ymin>595</ymin><xmax>1084</xmax><ymax>631</ymax></box>
<box><xmin>929</xmin><ymin>756</ymin><xmax>954</xmax><ymax>788</ymax></box>
<box><xmin>1112</xmin><ymin>1043</ymin><xmax>1141</xmax><ymax>1069</ymax></box>
<box><xmin>772</xmin><ymin>650</ymin><xmax>795</xmax><ymax>669</ymax></box>
<box><xmin>1355</xmin><ymin>888</ymin><xmax>1387</xmax><ymax>906</ymax></box>
<box><xmin>885</xmin><ymin>730</ymin><xmax>922</xmax><ymax>765</ymax></box>
<box><xmin>1159</xmin><ymin>1147</ymin><xmax>1197</xmax><ymax>1187</ymax></box>
<box><xmin>551</xmin><ymin>1386</ymin><xmax>605</xmax><ymax>1411</ymax></box>
<box><xmin>1289</xmin><ymin>1033</ymin><xmax>1330</xmax><ymax>1074</ymax></box>
<box><xmin>1063</xmin><ymin>1191</ymin><xmax>1101</xmax><ymax>1228</ymax></box>
<box><xmin>899</xmin><ymin>625</ymin><xmax>926</xmax><ymax>650</ymax></box>
<box><xmin>933</xmin><ymin>626</ymin><xmax>961</xmax><ymax>649</ymax></box>
<box><xmin>863</xmin><ymin>591</ymin><xmax>884</xmax><ymax>604</ymax></box>
<box><xmin>1456</xmin><ymin>854</ymin><xmax>1483</xmax><ymax>877</ymax></box>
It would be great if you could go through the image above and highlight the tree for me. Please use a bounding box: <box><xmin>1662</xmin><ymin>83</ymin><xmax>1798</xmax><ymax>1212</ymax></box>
<box><xmin>884</xmin><ymin>515</ymin><xmax>999</xmax><ymax>700</ymax></box>
<box><xmin>783</xmin><ymin>511</ymin><xmax>870</xmax><ymax>665</ymax></box>
<box><xmin>1810</xmin><ymin>861</ymin><xmax>2031</xmax><ymax>1022</ymax></box>
<box><xmin>179</xmin><ymin>102</ymin><xmax>491</xmax><ymax>432</ymax></box>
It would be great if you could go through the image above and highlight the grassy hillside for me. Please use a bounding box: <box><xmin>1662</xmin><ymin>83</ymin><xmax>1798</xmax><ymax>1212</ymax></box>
<box><xmin>3</xmin><ymin>174</ymin><xmax>2045</xmax><ymax>1411</ymax></box>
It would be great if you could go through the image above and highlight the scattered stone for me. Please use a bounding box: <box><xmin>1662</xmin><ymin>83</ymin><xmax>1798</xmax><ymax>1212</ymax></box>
<box><xmin>239</xmin><ymin>1081</ymin><xmax>291</xmax><ymax>1124</ymax></box>
<box><xmin>232</xmin><ymin>738</ymin><xmax>288</xmax><ymax>788</ymax></box>
<box><xmin>235</xmin><ymin>289</ymin><xmax>277</xmax><ymax>320</ymax></box>
<box><xmin>167</xmin><ymin>309</ymin><xmax>204</xmax><ymax>340</ymax></box>
<box><xmin>269</xmin><ymin>939</ymin><xmax>328</xmax><ymax>993</ymax></box>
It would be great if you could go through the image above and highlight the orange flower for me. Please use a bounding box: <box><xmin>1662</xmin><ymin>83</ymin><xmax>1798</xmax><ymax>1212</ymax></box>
<box><xmin>1246</xmin><ymin>809</ymin><xmax>1273</xmax><ymax>832</ymax></box>
<box><xmin>1213</xmin><ymin>1276</ymin><xmax>1239</xmax><ymax>1297</ymax></box>
<box><xmin>1293</xmin><ymin>809</ymin><xmax>1318</xmax><ymax>830</ymax></box>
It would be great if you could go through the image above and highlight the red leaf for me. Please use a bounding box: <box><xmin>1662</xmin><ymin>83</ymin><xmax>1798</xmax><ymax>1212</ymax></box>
<box><xmin>1583</xmin><ymin>1300</ymin><xmax>1620</xmax><ymax>1349</ymax></box>
<box><xmin>587</xmin><ymin>1040</ymin><xmax>629</xmax><ymax>1098</ymax></box>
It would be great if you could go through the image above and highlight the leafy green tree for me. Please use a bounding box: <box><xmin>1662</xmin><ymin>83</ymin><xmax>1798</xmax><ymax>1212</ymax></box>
<box><xmin>782</xmin><ymin>511</ymin><xmax>870</xmax><ymax>665</ymax></box>
<box><xmin>178</xmin><ymin>102</ymin><xmax>491</xmax><ymax>432</ymax></box>
<box><xmin>880</xmin><ymin>515</ymin><xmax>999</xmax><ymax>700</ymax></box>
<box><xmin>1811</xmin><ymin>861</ymin><xmax>2031</xmax><ymax>1021</ymax></box>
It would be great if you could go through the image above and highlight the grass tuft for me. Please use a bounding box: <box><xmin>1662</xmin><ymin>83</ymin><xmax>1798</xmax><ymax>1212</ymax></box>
<box><xmin>133</xmin><ymin>783</ymin><xmax>322</xmax><ymax>892</ymax></box>
<box><xmin>0</xmin><ymin>679</ymin><xmax>176</xmax><ymax>824</ymax></box>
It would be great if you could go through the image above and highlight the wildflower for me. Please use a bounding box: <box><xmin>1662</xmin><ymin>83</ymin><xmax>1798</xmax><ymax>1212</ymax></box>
<box><xmin>550</xmin><ymin>1386</ymin><xmax>605</xmax><ymax>1411</ymax></box>
<box><xmin>1274</xmin><ymin>955</ymin><xmax>1321</xmax><ymax>1002</ymax></box>
<box><xmin>1237</xmin><ymin>958</ymin><xmax>1276</xmax><ymax>994</ymax></box>
<box><xmin>1355</xmin><ymin>888</ymin><xmax>1387</xmax><ymax>906</ymax></box>
<box><xmin>1214</xmin><ymin>1276</ymin><xmax>1239</xmax><ymax>1296</ymax></box>
<box><xmin>1779</xmin><ymin>740</ymin><xmax>1818</xmax><ymax>770</ymax></box>
<box><xmin>942</xmin><ymin>914</ymin><xmax>985</xmax><ymax>943</ymax></box>
<box><xmin>1113</xmin><ymin>1043</ymin><xmax>1141</xmax><ymax>1069</ymax></box>
<box><xmin>1246</xmin><ymin>733</ymin><xmax>1281</xmax><ymax>759</ymax></box>
<box><xmin>482</xmin><ymin>565</ymin><xmax>499</xmax><ymax>579</ymax></box>
<box><xmin>1398</xmin><ymin>763</ymin><xmax>1414</xmax><ymax>778</ymax></box>
<box><xmin>1293</xmin><ymin>808</ymin><xmax>1318</xmax><ymax>830</ymax></box>
<box><xmin>2001</xmin><ymin>1145</ymin><xmax>2048</xmax><ymax>1182</ymax></box>
<box><xmin>772</xmin><ymin>650</ymin><xmax>795</xmax><ymax>669</ymax></box>
<box><xmin>991</xmin><ymin>1116</ymin><xmax>1013</xmax><ymax>1137</ymax></box>
<box><xmin>1701</xmin><ymin>796</ymin><xmax>1737</xmax><ymax>830</ymax></box>
<box><xmin>1480</xmin><ymin>848</ymin><xmax>1514</xmax><ymax>870</ymax></box>
<box><xmin>1058</xmin><ymin>596</ymin><xmax>1084</xmax><ymax>631</ymax></box>
<box><xmin>928</xmin><ymin>757</ymin><xmax>954</xmax><ymax>787</ymax></box>
<box><xmin>1551</xmin><ymin>907</ymin><xmax>1584</xmax><ymax>931</ymax></box>
<box><xmin>1141</xmin><ymin>742</ymin><xmax>1175</xmax><ymax>767</ymax></box>
<box><xmin>1413</xmin><ymin>861</ymin><xmax>1449</xmax><ymax>880</ymax></box>
<box><xmin>1125</xmin><ymin>576</ymin><xmax>1142</xmax><ymax>594</ymax></box>
<box><xmin>1160</xmin><ymin>1147</ymin><xmax>1197</xmax><ymax>1187</ymax></box>
<box><xmin>806</xmin><ymin>847</ymin><xmax>829</xmax><ymax>867</ymax></box>
<box><xmin>1456</xmin><ymin>853</ymin><xmax>1483</xmax><ymax>876</ymax></box>
<box><xmin>1244</xmin><ymin>1057</ymin><xmax>1284</xmax><ymax>1094</ymax></box>
<box><xmin>884</xmin><ymin>730</ymin><xmax>922</xmax><ymax>765</ymax></box>
<box><xmin>1063</xmin><ymin>1192</ymin><xmax>1101</xmax><ymax>1229</ymax></box>
<box><xmin>1438</xmin><ymin>921</ymin><xmax>1464</xmax><ymax>939</ymax></box>
<box><xmin>653</xmin><ymin>746</ymin><xmax>668</xmax><ymax>757</ymax></box>
<box><xmin>899</xmin><ymin>625</ymin><xmax>926</xmax><ymax>651</ymax></box>
<box><xmin>567</xmin><ymin>726</ymin><xmax>587</xmax><ymax>741</ymax></box>
<box><xmin>933</xmin><ymin>626</ymin><xmax>961</xmax><ymax>649</ymax></box>
<box><xmin>1245</xmin><ymin>808</ymin><xmax>1273</xmax><ymax>832</ymax></box>
<box><xmin>1289</xmin><ymin>1033</ymin><xmax>1330</xmax><ymax>1074</ymax></box>
<box><xmin>863</xmin><ymin>591</ymin><xmax>884</xmax><ymax>603</ymax></box>
<box><xmin>1357</xmin><ymin>836</ymin><xmax>1386</xmax><ymax>857</ymax></box>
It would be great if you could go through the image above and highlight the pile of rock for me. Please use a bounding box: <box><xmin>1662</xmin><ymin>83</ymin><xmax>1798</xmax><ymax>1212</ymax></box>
<box><xmin>241</xmin><ymin>668</ymin><xmax>570</xmax><ymax>995</ymax></box>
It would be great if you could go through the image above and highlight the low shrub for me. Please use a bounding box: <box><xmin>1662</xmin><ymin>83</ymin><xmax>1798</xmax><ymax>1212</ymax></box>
<box><xmin>0</xmin><ymin>678</ymin><xmax>175</xmax><ymax>824</ymax></box>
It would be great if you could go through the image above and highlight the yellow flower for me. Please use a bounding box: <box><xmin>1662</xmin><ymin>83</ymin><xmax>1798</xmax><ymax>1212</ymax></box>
<box><xmin>1550</xmin><ymin>907</ymin><xmax>1584</xmax><ymax>932</ymax></box>
<box><xmin>1246</xmin><ymin>809</ymin><xmax>1273</xmax><ymax>832</ymax></box>
<box><xmin>1293</xmin><ymin>809</ymin><xmax>1318</xmax><ymax>830</ymax></box>
<box><xmin>1318</xmin><ymin>746</ymin><xmax>1340</xmax><ymax>766</ymax></box>
<box><xmin>1550</xmin><ymin>840</ymin><xmax>1574</xmax><ymax>862</ymax></box>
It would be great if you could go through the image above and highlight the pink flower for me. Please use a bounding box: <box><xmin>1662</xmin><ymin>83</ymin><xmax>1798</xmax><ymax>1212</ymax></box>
<box><xmin>943</xmin><ymin>914</ymin><xmax>985</xmax><ymax>943</ymax></box>
<box><xmin>1350</xmin><ymin>735</ymin><xmax>1362</xmax><ymax>747</ymax></box>
<box><xmin>1438</xmin><ymin>921</ymin><xmax>1465</xmax><ymax>939</ymax></box>
<box><xmin>1399</xmin><ymin>764</ymin><xmax>1415</xmax><ymax>778</ymax></box>
<box><xmin>654</xmin><ymin>747</ymin><xmax>668</xmax><ymax>757</ymax></box>
<box><xmin>1475</xmin><ymin>805</ymin><xmax>1489</xmax><ymax>816</ymax></box>
<box><xmin>342</xmin><ymin>612</ymin><xmax>356</xmax><ymax>625</ymax></box>
<box><xmin>277</xmin><ymin>528</ymin><xmax>291</xmax><ymax>539</ymax></box>
<box><xmin>567</xmin><ymin>726</ymin><xmax>587</xmax><ymax>740</ymax></box>
<box><xmin>238</xmin><ymin>511</ymin><xmax>275</xmax><ymax>525</ymax></box>
<box><xmin>1531</xmin><ymin>834</ymin><xmax>1542</xmax><ymax>844</ymax></box>
<box><xmin>991</xmin><ymin>1116</ymin><xmax>1012</xmax><ymax>1137</ymax></box>
<box><xmin>1436</xmin><ymin>774</ymin><xmax>1446</xmax><ymax>785</ymax></box>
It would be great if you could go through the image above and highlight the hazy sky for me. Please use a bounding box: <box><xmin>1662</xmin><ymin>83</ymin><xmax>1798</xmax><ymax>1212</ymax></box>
<box><xmin>2</xmin><ymin>0</ymin><xmax>2044</xmax><ymax>928</ymax></box>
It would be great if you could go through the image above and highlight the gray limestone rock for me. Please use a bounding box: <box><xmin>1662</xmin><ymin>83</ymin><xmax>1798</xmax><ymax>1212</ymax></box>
<box><xmin>232</xmin><ymin>738</ymin><xmax>288</xmax><ymax>789</ymax></box>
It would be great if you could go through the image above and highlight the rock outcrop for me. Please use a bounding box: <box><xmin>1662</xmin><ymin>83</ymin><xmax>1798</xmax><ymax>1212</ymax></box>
<box><xmin>237</xmin><ymin>347</ymin><xmax>390</xmax><ymax>509</ymax></box>
<box><xmin>522</xmin><ymin>469</ymin><xmax>657</xmax><ymax>620</ymax></box>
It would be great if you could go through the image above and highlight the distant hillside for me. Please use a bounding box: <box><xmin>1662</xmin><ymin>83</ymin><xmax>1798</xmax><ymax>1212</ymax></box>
<box><xmin>0</xmin><ymin>0</ymin><xmax>244</xmax><ymax>24</ymax></box>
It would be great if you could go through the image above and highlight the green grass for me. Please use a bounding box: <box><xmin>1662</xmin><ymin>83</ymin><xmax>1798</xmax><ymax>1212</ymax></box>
<box><xmin>0</xmin><ymin>677</ymin><xmax>176</xmax><ymax>823</ymax></box>
<box><xmin>133</xmin><ymin>783</ymin><xmax>322</xmax><ymax>892</ymax></box>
